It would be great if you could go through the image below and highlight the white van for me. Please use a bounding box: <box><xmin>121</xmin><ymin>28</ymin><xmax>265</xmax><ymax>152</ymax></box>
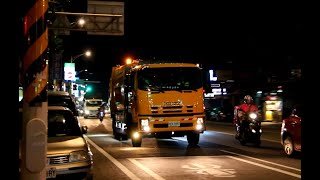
<box><xmin>83</xmin><ymin>98</ymin><xmax>103</xmax><ymax>119</ymax></box>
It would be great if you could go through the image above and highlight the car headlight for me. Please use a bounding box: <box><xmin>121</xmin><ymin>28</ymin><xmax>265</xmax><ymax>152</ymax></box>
<box><xmin>84</xmin><ymin>110</ymin><xmax>90</xmax><ymax>114</ymax></box>
<box><xmin>69</xmin><ymin>150</ymin><xmax>90</xmax><ymax>162</ymax></box>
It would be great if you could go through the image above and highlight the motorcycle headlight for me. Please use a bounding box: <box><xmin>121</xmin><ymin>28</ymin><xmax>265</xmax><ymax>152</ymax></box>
<box><xmin>249</xmin><ymin>113</ymin><xmax>257</xmax><ymax>119</ymax></box>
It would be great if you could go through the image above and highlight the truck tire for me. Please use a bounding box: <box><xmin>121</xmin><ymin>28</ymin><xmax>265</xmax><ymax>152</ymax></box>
<box><xmin>187</xmin><ymin>132</ymin><xmax>199</xmax><ymax>146</ymax></box>
<box><xmin>132</xmin><ymin>137</ymin><xmax>142</xmax><ymax>147</ymax></box>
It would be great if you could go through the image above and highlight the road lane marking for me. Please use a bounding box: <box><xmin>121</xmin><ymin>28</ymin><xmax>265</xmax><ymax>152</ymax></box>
<box><xmin>220</xmin><ymin>150</ymin><xmax>301</xmax><ymax>172</ymax></box>
<box><xmin>128</xmin><ymin>158</ymin><xmax>165</xmax><ymax>180</ymax></box>
<box><xmin>84</xmin><ymin>135</ymin><xmax>141</xmax><ymax>180</ymax></box>
<box><xmin>212</xmin><ymin>131</ymin><xmax>279</xmax><ymax>143</ymax></box>
<box><xmin>226</xmin><ymin>155</ymin><xmax>301</xmax><ymax>178</ymax></box>
<box><xmin>182</xmin><ymin>163</ymin><xmax>236</xmax><ymax>177</ymax></box>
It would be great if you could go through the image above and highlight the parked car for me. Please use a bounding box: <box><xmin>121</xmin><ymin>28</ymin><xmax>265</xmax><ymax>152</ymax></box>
<box><xmin>20</xmin><ymin>91</ymin><xmax>79</xmax><ymax>117</ymax></box>
<box><xmin>19</xmin><ymin>106</ymin><xmax>93</xmax><ymax>179</ymax></box>
<box><xmin>281</xmin><ymin>104</ymin><xmax>302</xmax><ymax>157</ymax></box>
<box><xmin>48</xmin><ymin>91</ymin><xmax>79</xmax><ymax>116</ymax></box>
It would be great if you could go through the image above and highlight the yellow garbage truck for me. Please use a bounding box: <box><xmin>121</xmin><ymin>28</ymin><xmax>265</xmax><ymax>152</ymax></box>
<box><xmin>109</xmin><ymin>59</ymin><xmax>206</xmax><ymax>147</ymax></box>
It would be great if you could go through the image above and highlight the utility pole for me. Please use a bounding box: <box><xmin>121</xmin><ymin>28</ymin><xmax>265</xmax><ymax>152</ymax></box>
<box><xmin>20</xmin><ymin>0</ymin><xmax>49</xmax><ymax>179</ymax></box>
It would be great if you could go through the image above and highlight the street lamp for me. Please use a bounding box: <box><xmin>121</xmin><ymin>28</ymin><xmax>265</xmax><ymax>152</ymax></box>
<box><xmin>66</xmin><ymin>50</ymin><xmax>91</xmax><ymax>95</ymax></box>
<box><xmin>70</xmin><ymin>50</ymin><xmax>91</xmax><ymax>63</ymax></box>
<box><xmin>76</xmin><ymin>69</ymin><xmax>88</xmax><ymax>77</ymax></box>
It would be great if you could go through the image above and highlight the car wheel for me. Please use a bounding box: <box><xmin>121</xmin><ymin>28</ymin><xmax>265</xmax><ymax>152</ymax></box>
<box><xmin>283</xmin><ymin>136</ymin><xmax>295</xmax><ymax>157</ymax></box>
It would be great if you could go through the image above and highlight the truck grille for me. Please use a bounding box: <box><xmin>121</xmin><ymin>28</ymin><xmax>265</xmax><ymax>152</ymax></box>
<box><xmin>151</xmin><ymin>105</ymin><xmax>194</xmax><ymax>114</ymax></box>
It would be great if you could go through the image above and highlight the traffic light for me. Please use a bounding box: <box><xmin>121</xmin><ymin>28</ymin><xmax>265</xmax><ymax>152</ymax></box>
<box><xmin>86</xmin><ymin>85</ymin><xmax>92</xmax><ymax>92</ymax></box>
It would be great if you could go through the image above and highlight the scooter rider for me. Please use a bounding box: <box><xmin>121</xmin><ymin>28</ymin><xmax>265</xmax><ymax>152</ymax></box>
<box><xmin>235</xmin><ymin>95</ymin><xmax>258</xmax><ymax>139</ymax></box>
<box><xmin>97</xmin><ymin>104</ymin><xmax>105</xmax><ymax>122</ymax></box>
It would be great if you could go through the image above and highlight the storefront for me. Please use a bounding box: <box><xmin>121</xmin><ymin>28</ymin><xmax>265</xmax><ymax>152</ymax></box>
<box><xmin>263</xmin><ymin>95</ymin><xmax>283</xmax><ymax>122</ymax></box>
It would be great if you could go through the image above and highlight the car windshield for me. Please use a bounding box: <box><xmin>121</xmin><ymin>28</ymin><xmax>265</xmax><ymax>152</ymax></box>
<box><xmin>85</xmin><ymin>100</ymin><xmax>102</xmax><ymax>106</ymax></box>
<box><xmin>48</xmin><ymin>110</ymin><xmax>82</xmax><ymax>137</ymax></box>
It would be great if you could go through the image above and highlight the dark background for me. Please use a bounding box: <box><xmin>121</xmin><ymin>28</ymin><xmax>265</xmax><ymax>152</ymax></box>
<box><xmin>63</xmin><ymin>0</ymin><xmax>305</xmax><ymax>77</ymax></box>
<box><xmin>59</xmin><ymin>1</ymin><xmax>305</xmax><ymax>101</ymax></box>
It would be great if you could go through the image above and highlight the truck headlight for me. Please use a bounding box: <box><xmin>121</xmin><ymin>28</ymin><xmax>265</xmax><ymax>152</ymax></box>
<box><xmin>196</xmin><ymin>117</ymin><xmax>204</xmax><ymax>130</ymax></box>
<box><xmin>197</xmin><ymin>117</ymin><xmax>204</xmax><ymax>124</ymax></box>
<box><xmin>132</xmin><ymin>132</ymin><xmax>140</xmax><ymax>139</ymax></box>
<box><xmin>140</xmin><ymin>119</ymin><xmax>150</xmax><ymax>132</ymax></box>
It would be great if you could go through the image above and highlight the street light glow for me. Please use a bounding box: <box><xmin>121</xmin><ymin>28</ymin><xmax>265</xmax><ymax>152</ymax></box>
<box><xmin>78</xmin><ymin>18</ymin><xmax>85</xmax><ymax>26</ymax></box>
<box><xmin>126</xmin><ymin>58</ymin><xmax>132</xmax><ymax>65</ymax></box>
<box><xmin>85</xmin><ymin>50</ymin><xmax>91</xmax><ymax>57</ymax></box>
<box><xmin>70</xmin><ymin>50</ymin><xmax>92</xmax><ymax>63</ymax></box>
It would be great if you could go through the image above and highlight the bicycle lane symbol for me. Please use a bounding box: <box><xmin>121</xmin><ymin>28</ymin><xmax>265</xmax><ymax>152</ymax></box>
<box><xmin>182</xmin><ymin>163</ymin><xmax>236</xmax><ymax>177</ymax></box>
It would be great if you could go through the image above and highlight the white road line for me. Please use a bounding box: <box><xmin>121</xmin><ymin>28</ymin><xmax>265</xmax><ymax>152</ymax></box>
<box><xmin>84</xmin><ymin>135</ymin><xmax>141</xmax><ymax>180</ymax></box>
<box><xmin>213</xmin><ymin>131</ymin><xmax>279</xmax><ymax>143</ymax></box>
<box><xmin>128</xmin><ymin>158</ymin><xmax>166</xmax><ymax>180</ymax></box>
<box><xmin>226</xmin><ymin>155</ymin><xmax>301</xmax><ymax>179</ymax></box>
<box><xmin>220</xmin><ymin>150</ymin><xmax>301</xmax><ymax>172</ymax></box>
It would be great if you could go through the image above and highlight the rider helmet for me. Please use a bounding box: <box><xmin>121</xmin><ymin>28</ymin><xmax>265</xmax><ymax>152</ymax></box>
<box><xmin>244</xmin><ymin>95</ymin><xmax>253</xmax><ymax>104</ymax></box>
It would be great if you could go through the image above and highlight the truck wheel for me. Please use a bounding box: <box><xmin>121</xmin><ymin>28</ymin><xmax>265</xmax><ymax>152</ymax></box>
<box><xmin>114</xmin><ymin>132</ymin><xmax>120</xmax><ymax>140</ymax></box>
<box><xmin>187</xmin><ymin>132</ymin><xmax>199</xmax><ymax>146</ymax></box>
<box><xmin>132</xmin><ymin>137</ymin><xmax>142</xmax><ymax>147</ymax></box>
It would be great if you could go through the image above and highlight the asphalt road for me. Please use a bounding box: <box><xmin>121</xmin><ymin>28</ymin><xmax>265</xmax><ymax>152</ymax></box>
<box><xmin>79</xmin><ymin>116</ymin><xmax>300</xmax><ymax>180</ymax></box>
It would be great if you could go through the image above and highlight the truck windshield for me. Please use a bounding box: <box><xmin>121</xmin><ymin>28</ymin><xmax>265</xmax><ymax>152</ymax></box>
<box><xmin>137</xmin><ymin>67</ymin><xmax>203</xmax><ymax>91</ymax></box>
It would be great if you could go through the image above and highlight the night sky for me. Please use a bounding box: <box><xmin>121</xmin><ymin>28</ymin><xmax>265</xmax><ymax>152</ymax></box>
<box><xmin>61</xmin><ymin>0</ymin><xmax>305</xmax><ymax>98</ymax></box>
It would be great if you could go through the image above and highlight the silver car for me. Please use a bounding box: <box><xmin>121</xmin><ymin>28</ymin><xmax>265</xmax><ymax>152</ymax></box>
<box><xmin>19</xmin><ymin>106</ymin><xmax>93</xmax><ymax>179</ymax></box>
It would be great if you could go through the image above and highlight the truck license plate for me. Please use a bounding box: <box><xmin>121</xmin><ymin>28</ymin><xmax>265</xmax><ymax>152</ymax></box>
<box><xmin>168</xmin><ymin>121</ymin><xmax>180</xmax><ymax>127</ymax></box>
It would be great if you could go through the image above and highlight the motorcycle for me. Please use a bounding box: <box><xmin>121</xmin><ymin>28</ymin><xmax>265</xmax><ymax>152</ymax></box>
<box><xmin>97</xmin><ymin>107</ymin><xmax>105</xmax><ymax>122</ymax></box>
<box><xmin>234</xmin><ymin>108</ymin><xmax>262</xmax><ymax>147</ymax></box>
